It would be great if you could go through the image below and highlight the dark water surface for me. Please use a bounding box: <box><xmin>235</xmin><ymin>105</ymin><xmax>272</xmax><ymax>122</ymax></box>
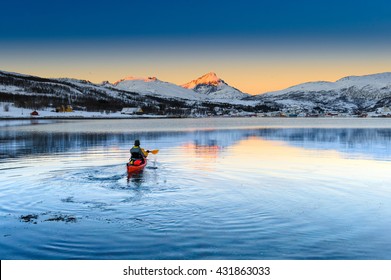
<box><xmin>1</xmin><ymin>118</ymin><xmax>391</xmax><ymax>259</ymax></box>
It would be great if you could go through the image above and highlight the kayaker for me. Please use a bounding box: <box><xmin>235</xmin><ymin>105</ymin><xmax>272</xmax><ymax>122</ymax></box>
<box><xmin>130</xmin><ymin>139</ymin><xmax>148</xmax><ymax>164</ymax></box>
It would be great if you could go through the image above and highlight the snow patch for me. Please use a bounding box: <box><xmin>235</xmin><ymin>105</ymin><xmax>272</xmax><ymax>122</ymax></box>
<box><xmin>113</xmin><ymin>76</ymin><xmax>158</xmax><ymax>85</ymax></box>
<box><xmin>114</xmin><ymin>79</ymin><xmax>201</xmax><ymax>100</ymax></box>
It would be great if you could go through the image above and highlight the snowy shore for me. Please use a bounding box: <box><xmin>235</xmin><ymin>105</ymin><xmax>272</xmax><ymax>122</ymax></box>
<box><xmin>0</xmin><ymin>103</ymin><xmax>166</xmax><ymax>119</ymax></box>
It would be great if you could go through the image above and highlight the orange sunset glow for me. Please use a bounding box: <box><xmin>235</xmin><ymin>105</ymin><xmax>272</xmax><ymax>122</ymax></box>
<box><xmin>2</xmin><ymin>38</ymin><xmax>391</xmax><ymax>94</ymax></box>
<box><xmin>221</xmin><ymin>136</ymin><xmax>391</xmax><ymax>180</ymax></box>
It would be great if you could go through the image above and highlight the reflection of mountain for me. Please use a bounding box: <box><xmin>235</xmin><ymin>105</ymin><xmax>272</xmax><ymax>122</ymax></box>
<box><xmin>1</xmin><ymin>127</ymin><xmax>391</xmax><ymax>161</ymax></box>
<box><xmin>254</xmin><ymin>128</ymin><xmax>391</xmax><ymax>161</ymax></box>
<box><xmin>0</xmin><ymin>132</ymin><xmax>130</xmax><ymax>159</ymax></box>
<box><xmin>181</xmin><ymin>129</ymin><xmax>391</xmax><ymax>162</ymax></box>
<box><xmin>0</xmin><ymin>129</ymin><xmax>248</xmax><ymax>159</ymax></box>
<box><xmin>180</xmin><ymin>143</ymin><xmax>221</xmax><ymax>159</ymax></box>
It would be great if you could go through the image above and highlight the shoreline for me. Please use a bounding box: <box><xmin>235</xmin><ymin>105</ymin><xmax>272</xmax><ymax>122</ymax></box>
<box><xmin>0</xmin><ymin>115</ymin><xmax>388</xmax><ymax>121</ymax></box>
<box><xmin>0</xmin><ymin>116</ymin><xmax>172</xmax><ymax>120</ymax></box>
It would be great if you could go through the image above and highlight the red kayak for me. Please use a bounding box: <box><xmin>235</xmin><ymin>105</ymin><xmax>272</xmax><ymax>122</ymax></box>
<box><xmin>126</xmin><ymin>159</ymin><xmax>147</xmax><ymax>173</ymax></box>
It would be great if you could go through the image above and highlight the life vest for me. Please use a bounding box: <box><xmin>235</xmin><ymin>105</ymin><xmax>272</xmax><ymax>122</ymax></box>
<box><xmin>130</xmin><ymin>146</ymin><xmax>144</xmax><ymax>159</ymax></box>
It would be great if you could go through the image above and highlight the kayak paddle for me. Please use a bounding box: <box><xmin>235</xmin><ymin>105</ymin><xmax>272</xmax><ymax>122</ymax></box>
<box><xmin>147</xmin><ymin>149</ymin><xmax>159</xmax><ymax>155</ymax></box>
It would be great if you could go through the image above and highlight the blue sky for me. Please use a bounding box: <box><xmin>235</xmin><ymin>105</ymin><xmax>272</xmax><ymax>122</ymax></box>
<box><xmin>2</xmin><ymin>0</ymin><xmax>391</xmax><ymax>40</ymax></box>
<box><xmin>2</xmin><ymin>0</ymin><xmax>391</xmax><ymax>93</ymax></box>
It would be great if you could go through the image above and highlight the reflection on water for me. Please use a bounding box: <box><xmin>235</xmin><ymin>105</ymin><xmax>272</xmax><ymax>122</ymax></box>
<box><xmin>2</xmin><ymin>127</ymin><xmax>391</xmax><ymax>162</ymax></box>
<box><xmin>127</xmin><ymin>171</ymin><xmax>145</xmax><ymax>187</ymax></box>
<box><xmin>1</xmin><ymin>119</ymin><xmax>391</xmax><ymax>260</ymax></box>
<box><xmin>182</xmin><ymin>143</ymin><xmax>221</xmax><ymax>159</ymax></box>
<box><xmin>258</xmin><ymin>128</ymin><xmax>391</xmax><ymax>161</ymax></box>
<box><xmin>0</xmin><ymin>119</ymin><xmax>60</xmax><ymax>127</ymax></box>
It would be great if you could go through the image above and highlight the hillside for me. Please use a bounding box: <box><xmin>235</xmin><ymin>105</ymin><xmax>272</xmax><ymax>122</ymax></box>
<box><xmin>113</xmin><ymin>76</ymin><xmax>201</xmax><ymax>100</ymax></box>
<box><xmin>249</xmin><ymin>72</ymin><xmax>391</xmax><ymax>114</ymax></box>
<box><xmin>0</xmin><ymin>70</ymin><xmax>261</xmax><ymax>118</ymax></box>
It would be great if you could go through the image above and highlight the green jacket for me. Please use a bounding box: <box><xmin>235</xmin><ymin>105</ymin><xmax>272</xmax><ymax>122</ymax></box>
<box><xmin>130</xmin><ymin>146</ymin><xmax>148</xmax><ymax>159</ymax></box>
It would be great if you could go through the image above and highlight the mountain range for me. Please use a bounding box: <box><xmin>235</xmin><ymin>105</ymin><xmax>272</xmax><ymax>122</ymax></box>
<box><xmin>0</xmin><ymin>70</ymin><xmax>257</xmax><ymax>117</ymax></box>
<box><xmin>251</xmin><ymin>72</ymin><xmax>391</xmax><ymax>114</ymax></box>
<box><xmin>2</xmin><ymin>69</ymin><xmax>391</xmax><ymax>117</ymax></box>
<box><xmin>112</xmin><ymin>72</ymin><xmax>249</xmax><ymax>100</ymax></box>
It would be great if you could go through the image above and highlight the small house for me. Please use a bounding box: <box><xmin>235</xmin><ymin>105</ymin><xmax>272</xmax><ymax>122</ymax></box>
<box><xmin>30</xmin><ymin>110</ymin><xmax>39</xmax><ymax>116</ymax></box>
<box><xmin>56</xmin><ymin>105</ymin><xmax>73</xmax><ymax>113</ymax></box>
<box><xmin>121</xmin><ymin>107</ymin><xmax>143</xmax><ymax>115</ymax></box>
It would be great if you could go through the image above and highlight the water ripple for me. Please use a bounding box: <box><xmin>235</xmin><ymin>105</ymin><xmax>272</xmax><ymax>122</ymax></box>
<box><xmin>2</xmin><ymin>120</ymin><xmax>391</xmax><ymax>259</ymax></box>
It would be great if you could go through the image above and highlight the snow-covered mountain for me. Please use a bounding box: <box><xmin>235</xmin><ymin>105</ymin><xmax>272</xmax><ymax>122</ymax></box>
<box><xmin>182</xmin><ymin>72</ymin><xmax>249</xmax><ymax>99</ymax></box>
<box><xmin>113</xmin><ymin>72</ymin><xmax>249</xmax><ymax>101</ymax></box>
<box><xmin>251</xmin><ymin>72</ymin><xmax>391</xmax><ymax>113</ymax></box>
<box><xmin>264</xmin><ymin>72</ymin><xmax>391</xmax><ymax>97</ymax></box>
<box><xmin>4</xmin><ymin>69</ymin><xmax>391</xmax><ymax>118</ymax></box>
<box><xmin>113</xmin><ymin>76</ymin><xmax>201</xmax><ymax>100</ymax></box>
<box><xmin>0</xmin><ymin>70</ymin><xmax>255</xmax><ymax>118</ymax></box>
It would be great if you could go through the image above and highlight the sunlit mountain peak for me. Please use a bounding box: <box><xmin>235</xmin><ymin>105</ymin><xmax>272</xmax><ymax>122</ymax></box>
<box><xmin>181</xmin><ymin>72</ymin><xmax>249</xmax><ymax>99</ymax></box>
<box><xmin>182</xmin><ymin>72</ymin><xmax>222</xmax><ymax>89</ymax></box>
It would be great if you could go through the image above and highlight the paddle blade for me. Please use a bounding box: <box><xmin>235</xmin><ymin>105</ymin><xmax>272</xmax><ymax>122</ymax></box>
<box><xmin>149</xmin><ymin>149</ymin><xmax>159</xmax><ymax>155</ymax></box>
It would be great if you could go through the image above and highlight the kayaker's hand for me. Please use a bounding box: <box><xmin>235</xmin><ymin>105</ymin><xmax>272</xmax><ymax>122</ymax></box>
<box><xmin>147</xmin><ymin>150</ymin><xmax>150</xmax><ymax>153</ymax></box>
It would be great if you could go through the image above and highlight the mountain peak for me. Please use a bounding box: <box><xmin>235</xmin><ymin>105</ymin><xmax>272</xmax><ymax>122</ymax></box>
<box><xmin>182</xmin><ymin>72</ymin><xmax>222</xmax><ymax>89</ymax></box>
<box><xmin>181</xmin><ymin>72</ymin><xmax>248</xmax><ymax>99</ymax></box>
<box><xmin>113</xmin><ymin>76</ymin><xmax>158</xmax><ymax>85</ymax></box>
<box><xmin>203</xmin><ymin>71</ymin><xmax>219</xmax><ymax>80</ymax></box>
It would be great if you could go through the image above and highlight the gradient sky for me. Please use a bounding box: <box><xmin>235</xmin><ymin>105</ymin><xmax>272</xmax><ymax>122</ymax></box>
<box><xmin>1</xmin><ymin>0</ymin><xmax>391</xmax><ymax>94</ymax></box>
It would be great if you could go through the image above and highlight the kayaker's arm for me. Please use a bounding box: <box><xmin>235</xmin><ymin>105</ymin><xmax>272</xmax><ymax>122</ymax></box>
<box><xmin>141</xmin><ymin>148</ymin><xmax>149</xmax><ymax>157</ymax></box>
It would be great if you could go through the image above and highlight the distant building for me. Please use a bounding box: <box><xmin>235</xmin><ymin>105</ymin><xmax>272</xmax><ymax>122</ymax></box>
<box><xmin>121</xmin><ymin>107</ymin><xmax>143</xmax><ymax>115</ymax></box>
<box><xmin>30</xmin><ymin>110</ymin><xmax>39</xmax><ymax>116</ymax></box>
<box><xmin>358</xmin><ymin>113</ymin><xmax>368</xmax><ymax>118</ymax></box>
<box><xmin>278</xmin><ymin>112</ymin><xmax>287</xmax><ymax>117</ymax></box>
<box><xmin>56</xmin><ymin>105</ymin><xmax>73</xmax><ymax>113</ymax></box>
<box><xmin>325</xmin><ymin>112</ymin><xmax>339</xmax><ymax>117</ymax></box>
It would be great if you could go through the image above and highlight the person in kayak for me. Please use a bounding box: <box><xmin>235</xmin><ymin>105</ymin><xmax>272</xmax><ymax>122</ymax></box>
<box><xmin>129</xmin><ymin>139</ymin><xmax>149</xmax><ymax>165</ymax></box>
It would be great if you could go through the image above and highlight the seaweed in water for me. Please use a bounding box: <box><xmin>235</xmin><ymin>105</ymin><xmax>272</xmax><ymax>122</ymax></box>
<box><xmin>45</xmin><ymin>215</ymin><xmax>77</xmax><ymax>223</ymax></box>
<box><xmin>20</xmin><ymin>214</ymin><xmax>38</xmax><ymax>223</ymax></box>
<box><xmin>61</xmin><ymin>197</ymin><xmax>75</xmax><ymax>203</ymax></box>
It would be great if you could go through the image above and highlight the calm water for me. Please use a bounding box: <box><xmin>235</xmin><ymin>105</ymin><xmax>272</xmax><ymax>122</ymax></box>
<box><xmin>1</xmin><ymin>118</ymin><xmax>391</xmax><ymax>260</ymax></box>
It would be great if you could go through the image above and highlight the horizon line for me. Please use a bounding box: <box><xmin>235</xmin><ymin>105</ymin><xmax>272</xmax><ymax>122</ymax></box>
<box><xmin>2</xmin><ymin>68</ymin><xmax>391</xmax><ymax>96</ymax></box>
